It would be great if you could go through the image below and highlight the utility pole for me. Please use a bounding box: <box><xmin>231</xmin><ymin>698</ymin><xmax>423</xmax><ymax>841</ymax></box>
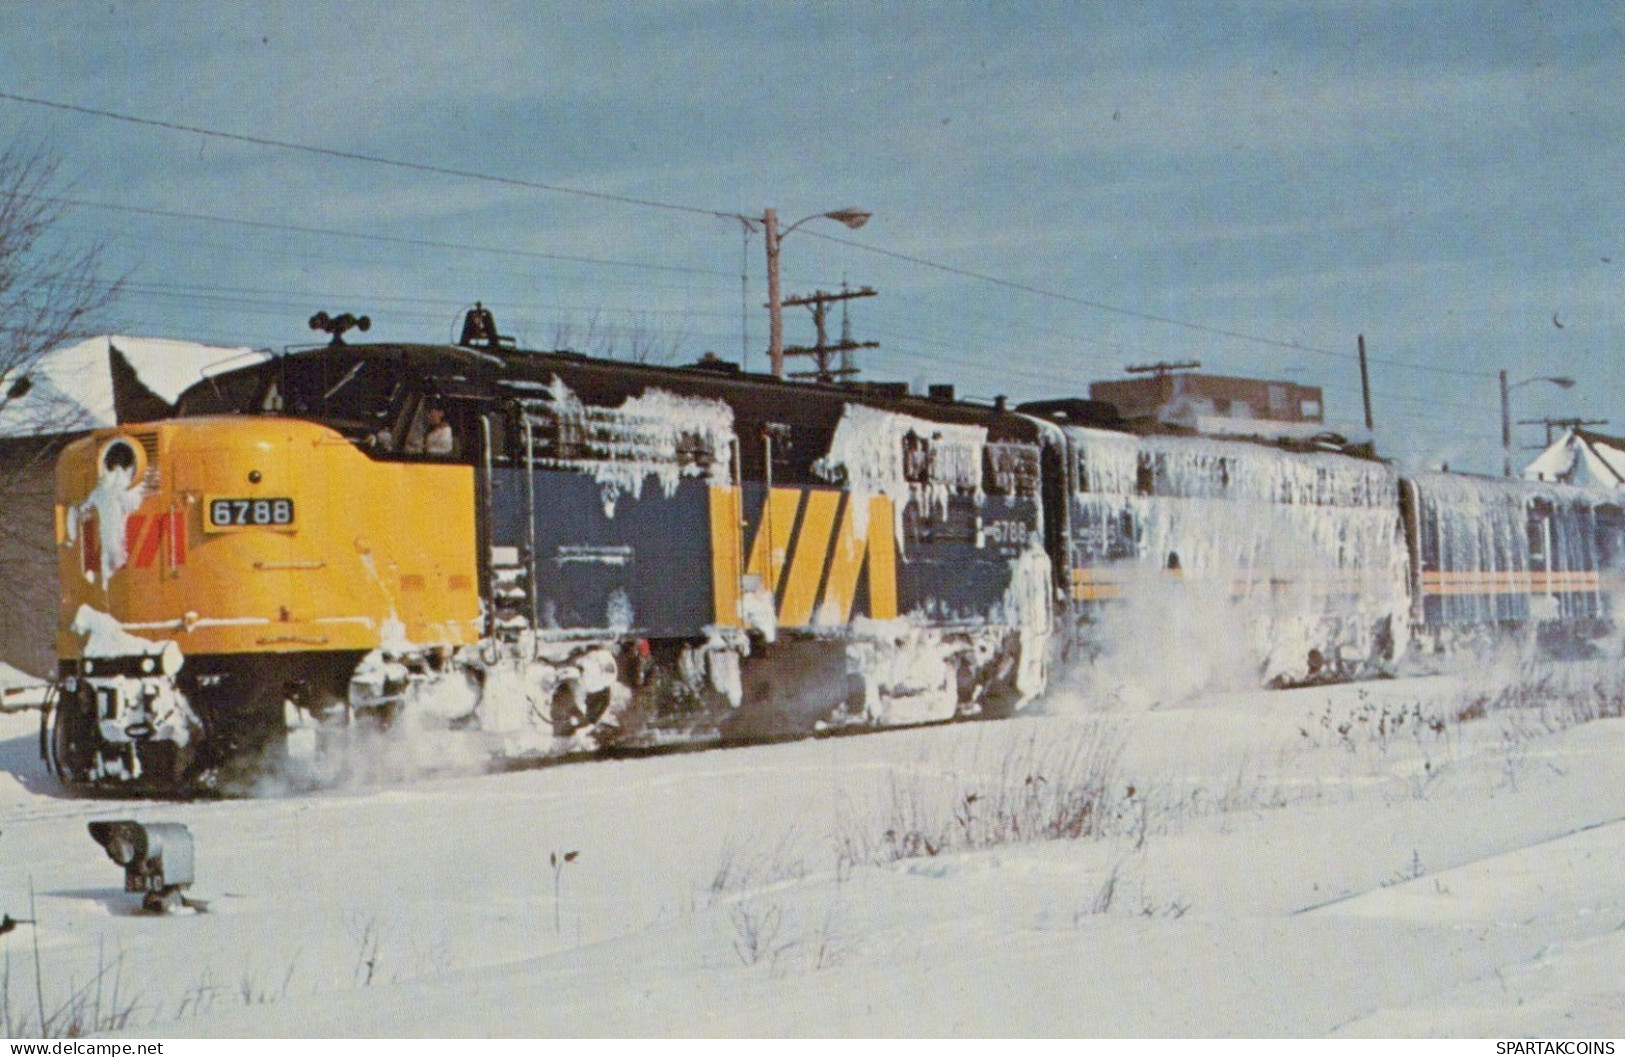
<box><xmin>1358</xmin><ymin>334</ymin><xmax>1374</xmax><ymax>432</ymax></box>
<box><xmin>1517</xmin><ymin>416</ymin><xmax>1609</xmax><ymax>446</ymax></box>
<box><xmin>1500</xmin><ymin>369</ymin><xmax>1512</xmax><ymax>477</ymax></box>
<box><xmin>1501</xmin><ymin>371</ymin><xmax>1576</xmax><ymax>476</ymax></box>
<box><xmin>782</xmin><ymin>285</ymin><xmax>879</xmax><ymax>383</ymax></box>
<box><xmin>1124</xmin><ymin>360</ymin><xmax>1201</xmax><ymax>378</ymax></box>
<box><xmin>764</xmin><ymin>208</ymin><xmax>784</xmax><ymax>379</ymax></box>
<box><xmin>756</xmin><ymin>207</ymin><xmax>872</xmax><ymax>378</ymax></box>
<box><xmin>1125</xmin><ymin>360</ymin><xmax>1201</xmax><ymax>412</ymax></box>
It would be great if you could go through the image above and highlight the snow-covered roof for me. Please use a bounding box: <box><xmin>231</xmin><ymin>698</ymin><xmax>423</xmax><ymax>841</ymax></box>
<box><xmin>0</xmin><ymin>335</ymin><xmax>267</xmax><ymax>439</ymax></box>
<box><xmin>1521</xmin><ymin>427</ymin><xmax>1625</xmax><ymax>489</ymax></box>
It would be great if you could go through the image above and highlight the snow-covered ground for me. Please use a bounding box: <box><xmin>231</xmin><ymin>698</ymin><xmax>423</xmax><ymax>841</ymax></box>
<box><xmin>0</xmin><ymin>663</ymin><xmax>49</xmax><ymax>713</ymax></box>
<box><xmin>2</xmin><ymin>658</ymin><xmax>1624</xmax><ymax>1038</ymax></box>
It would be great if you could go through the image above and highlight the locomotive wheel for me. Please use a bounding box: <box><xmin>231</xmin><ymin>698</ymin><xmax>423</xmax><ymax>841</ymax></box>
<box><xmin>47</xmin><ymin>688</ymin><xmax>96</xmax><ymax>785</ymax></box>
<box><xmin>550</xmin><ymin>683</ymin><xmax>582</xmax><ymax>737</ymax></box>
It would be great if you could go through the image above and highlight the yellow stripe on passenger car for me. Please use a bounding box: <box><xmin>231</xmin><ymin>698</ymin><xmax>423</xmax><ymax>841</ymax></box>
<box><xmin>708</xmin><ymin>485</ymin><xmax>744</xmax><ymax>628</ymax></box>
<box><xmin>862</xmin><ymin>495</ymin><xmax>898</xmax><ymax>620</ymax></box>
<box><xmin>1070</xmin><ymin>565</ymin><xmax>1399</xmax><ymax>602</ymax></box>
<box><xmin>817</xmin><ymin>494</ymin><xmax>898</xmax><ymax>623</ymax></box>
<box><xmin>714</xmin><ymin>487</ymin><xmax>899</xmax><ymax>627</ymax></box>
<box><xmin>822</xmin><ymin>495</ymin><xmax>873</xmax><ymax>623</ymax></box>
<box><xmin>744</xmin><ymin>488</ymin><xmax>805</xmax><ymax>596</ymax></box>
<box><xmin>780</xmin><ymin>490</ymin><xmax>840</xmax><ymax>627</ymax></box>
<box><xmin>1420</xmin><ymin>569</ymin><xmax>1601</xmax><ymax>595</ymax></box>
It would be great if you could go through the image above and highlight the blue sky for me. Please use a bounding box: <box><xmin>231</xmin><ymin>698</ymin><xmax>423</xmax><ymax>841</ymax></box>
<box><xmin>2</xmin><ymin>1</ymin><xmax>1621</xmax><ymax>473</ymax></box>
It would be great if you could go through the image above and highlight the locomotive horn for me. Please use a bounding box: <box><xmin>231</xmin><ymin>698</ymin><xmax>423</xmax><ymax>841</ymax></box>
<box><xmin>309</xmin><ymin>311</ymin><xmax>372</xmax><ymax>346</ymax></box>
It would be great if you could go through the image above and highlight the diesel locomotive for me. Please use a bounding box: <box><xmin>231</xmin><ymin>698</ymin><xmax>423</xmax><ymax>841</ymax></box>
<box><xmin>48</xmin><ymin>309</ymin><xmax>1052</xmax><ymax>788</ymax></box>
<box><xmin>45</xmin><ymin>308</ymin><xmax>1625</xmax><ymax>791</ymax></box>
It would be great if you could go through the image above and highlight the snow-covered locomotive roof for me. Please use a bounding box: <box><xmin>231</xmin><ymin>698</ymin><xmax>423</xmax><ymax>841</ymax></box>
<box><xmin>174</xmin><ymin>338</ymin><xmax>1050</xmax><ymax>443</ymax></box>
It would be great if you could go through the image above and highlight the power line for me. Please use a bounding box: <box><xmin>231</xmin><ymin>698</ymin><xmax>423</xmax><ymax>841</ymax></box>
<box><xmin>111</xmin><ymin>277</ymin><xmax>738</xmax><ymax>320</ymax></box>
<box><xmin>3</xmin><ymin>89</ymin><xmax>1506</xmax><ymax>386</ymax></box>
<box><xmin>807</xmin><ymin>229</ymin><xmax>1499</xmax><ymax>381</ymax></box>
<box><xmin>49</xmin><ymin>195</ymin><xmax>734</xmax><ymax>279</ymax></box>
<box><xmin>0</xmin><ymin>90</ymin><xmax>735</xmax><ymax>222</ymax></box>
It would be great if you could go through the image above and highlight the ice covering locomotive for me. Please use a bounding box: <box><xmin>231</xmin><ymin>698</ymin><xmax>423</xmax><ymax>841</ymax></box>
<box><xmin>46</xmin><ymin>308</ymin><xmax>1625</xmax><ymax>790</ymax></box>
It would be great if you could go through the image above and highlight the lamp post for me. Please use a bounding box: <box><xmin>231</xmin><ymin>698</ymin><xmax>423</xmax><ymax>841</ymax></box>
<box><xmin>1500</xmin><ymin>370</ymin><xmax>1575</xmax><ymax>476</ymax></box>
<box><xmin>760</xmin><ymin>207</ymin><xmax>871</xmax><ymax>379</ymax></box>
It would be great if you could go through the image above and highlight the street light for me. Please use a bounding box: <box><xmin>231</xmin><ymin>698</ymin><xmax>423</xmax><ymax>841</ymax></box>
<box><xmin>759</xmin><ymin>207</ymin><xmax>871</xmax><ymax>379</ymax></box>
<box><xmin>1500</xmin><ymin>370</ymin><xmax>1576</xmax><ymax>476</ymax></box>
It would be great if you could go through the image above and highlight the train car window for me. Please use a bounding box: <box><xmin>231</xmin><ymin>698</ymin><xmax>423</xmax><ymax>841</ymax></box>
<box><xmin>1598</xmin><ymin>505</ymin><xmax>1625</xmax><ymax>567</ymax></box>
<box><xmin>520</xmin><ymin>393</ymin><xmax>727</xmax><ymax>473</ymax></box>
<box><xmin>902</xmin><ymin>430</ymin><xmax>931</xmax><ymax>484</ymax></box>
<box><xmin>1417</xmin><ymin>501</ymin><xmax>1439</xmax><ymax>570</ymax></box>
<box><xmin>1071</xmin><ymin>505</ymin><xmax>1139</xmax><ymax>563</ymax></box>
<box><xmin>517</xmin><ymin>398</ymin><xmax>575</xmax><ymax>462</ymax></box>
<box><xmin>764</xmin><ymin>422</ymin><xmax>793</xmax><ymax>477</ymax></box>
<box><xmin>483</xmin><ymin>412</ymin><xmax>511</xmax><ymax>464</ymax></box>
<box><xmin>1135</xmin><ymin>453</ymin><xmax>1155</xmax><ymax>496</ymax></box>
<box><xmin>676</xmin><ymin>429</ymin><xmax>717</xmax><ymax>471</ymax></box>
<box><xmin>985</xmin><ymin>443</ymin><xmax>1039</xmax><ymax>497</ymax></box>
<box><xmin>1527</xmin><ymin>516</ymin><xmax>1548</xmax><ymax>567</ymax></box>
<box><xmin>324</xmin><ymin>361</ymin><xmax>365</xmax><ymax>401</ymax></box>
<box><xmin>554</xmin><ymin>404</ymin><xmax>586</xmax><ymax>461</ymax></box>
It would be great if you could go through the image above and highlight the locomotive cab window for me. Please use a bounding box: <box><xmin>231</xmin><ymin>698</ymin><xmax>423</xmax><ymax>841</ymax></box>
<box><xmin>176</xmin><ymin>367</ymin><xmax>265</xmax><ymax>416</ymax></box>
<box><xmin>398</xmin><ymin>395</ymin><xmax>463</xmax><ymax>458</ymax></box>
<box><xmin>265</xmin><ymin>354</ymin><xmax>410</xmax><ymax>441</ymax></box>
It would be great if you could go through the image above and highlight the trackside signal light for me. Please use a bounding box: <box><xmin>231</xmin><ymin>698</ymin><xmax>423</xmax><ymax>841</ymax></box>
<box><xmin>87</xmin><ymin>820</ymin><xmax>197</xmax><ymax>914</ymax></box>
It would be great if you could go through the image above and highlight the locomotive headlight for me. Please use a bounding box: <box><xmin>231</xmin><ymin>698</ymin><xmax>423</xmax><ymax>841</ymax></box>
<box><xmin>96</xmin><ymin>436</ymin><xmax>146</xmax><ymax>483</ymax></box>
<box><xmin>160</xmin><ymin>640</ymin><xmax>183</xmax><ymax>677</ymax></box>
<box><xmin>87</xmin><ymin>821</ymin><xmax>196</xmax><ymax>913</ymax></box>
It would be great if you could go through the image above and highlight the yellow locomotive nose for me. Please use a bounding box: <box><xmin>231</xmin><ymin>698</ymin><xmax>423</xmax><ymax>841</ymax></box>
<box><xmin>52</xmin><ymin>416</ymin><xmax>481</xmax><ymax>788</ymax></box>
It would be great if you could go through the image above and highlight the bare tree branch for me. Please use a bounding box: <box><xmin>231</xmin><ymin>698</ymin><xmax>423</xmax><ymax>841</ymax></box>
<box><xmin>0</xmin><ymin>138</ymin><xmax>124</xmax><ymax>675</ymax></box>
<box><xmin>0</xmin><ymin>136</ymin><xmax>124</xmax><ymax>425</ymax></box>
<box><xmin>546</xmin><ymin>309</ymin><xmax>693</xmax><ymax>366</ymax></box>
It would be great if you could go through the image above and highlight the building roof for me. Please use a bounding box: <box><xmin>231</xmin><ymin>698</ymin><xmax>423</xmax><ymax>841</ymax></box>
<box><xmin>0</xmin><ymin>335</ymin><xmax>266</xmax><ymax>439</ymax></box>
<box><xmin>1521</xmin><ymin>427</ymin><xmax>1625</xmax><ymax>488</ymax></box>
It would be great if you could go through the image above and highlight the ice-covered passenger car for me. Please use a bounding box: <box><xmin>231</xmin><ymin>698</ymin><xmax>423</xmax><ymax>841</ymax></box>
<box><xmin>1401</xmin><ymin>472</ymin><xmax>1625</xmax><ymax>657</ymax></box>
<box><xmin>1022</xmin><ymin>405</ymin><xmax>1411</xmax><ymax>685</ymax></box>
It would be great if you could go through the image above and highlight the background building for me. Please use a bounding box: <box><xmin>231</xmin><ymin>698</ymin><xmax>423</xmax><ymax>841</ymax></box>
<box><xmin>1089</xmin><ymin>370</ymin><xmax>1324</xmax><ymax>430</ymax></box>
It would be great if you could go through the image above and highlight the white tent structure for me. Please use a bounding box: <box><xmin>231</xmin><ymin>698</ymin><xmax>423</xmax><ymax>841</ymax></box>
<box><xmin>1522</xmin><ymin>427</ymin><xmax>1625</xmax><ymax>489</ymax></box>
<box><xmin>0</xmin><ymin>335</ymin><xmax>266</xmax><ymax>439</ymax></box>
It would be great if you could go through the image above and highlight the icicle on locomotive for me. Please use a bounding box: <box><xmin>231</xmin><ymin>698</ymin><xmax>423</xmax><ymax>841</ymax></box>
<box><xmin>48</xmin><ymin>308</ymin><xmax>1053</xmax><ymax>788</ymax></box>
